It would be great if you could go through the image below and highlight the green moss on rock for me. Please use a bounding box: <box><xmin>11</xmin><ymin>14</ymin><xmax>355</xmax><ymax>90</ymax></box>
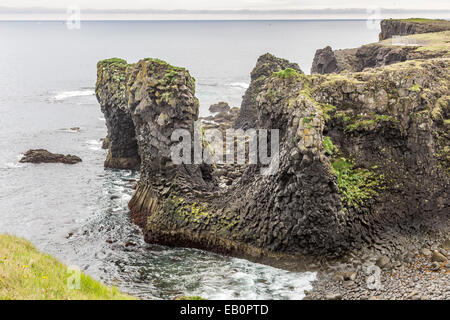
<box><xmin>331</xmin><ymin>158</ymin><xmax>384</xmax><ymax>208</ymax></box>
<box><xmin>273</xmin><ymin>68</ymin><xmax>301</xmax><ymax>79</ymax></box>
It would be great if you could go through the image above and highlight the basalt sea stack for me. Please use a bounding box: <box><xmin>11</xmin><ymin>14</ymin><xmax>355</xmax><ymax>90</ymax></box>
<box><xmin>96</xmin><ymin>20</ymin><xmax>449</xmax><ymax>269</ymax></box>
<box><xmin>96</xmin><ymin>58</ymin><xmax>140</xmax><ymax>170</ymax></box>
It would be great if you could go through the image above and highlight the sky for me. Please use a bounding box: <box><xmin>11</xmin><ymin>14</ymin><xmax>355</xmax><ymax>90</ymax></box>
<box><xmin>1</xmin><ymin>0</ymin><xmax>450</xmax><ymax>20</ymax></box>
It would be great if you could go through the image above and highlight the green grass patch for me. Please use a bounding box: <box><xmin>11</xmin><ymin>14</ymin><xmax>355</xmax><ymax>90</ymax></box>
<box><xmin>0</xmin><ymin>234</ymin><xmax>135</xmax><ymax>300</ymax></box>
<box><xmin>98</xmin><ymin>58</ymin><xmax>127</xmax><ymax>66</ymax></box>
<box><xmin>409</xmin><ymin>84</ymin><xmax>421</xmax><ymax>92</ymax></box>
<box><xmin>302</xmin><ymin>115</ymin><xmax>315</xmax><ymax>125</ymax></box>
<box><xmin>345</xmin><ymin>115</ymin><xmax>399</xmax><ymax>132</ymax></box>
<box><xmin>331</xmin><ymin>158</ymin><xmax>384</xmax><ymax>207</ymax></box>
<box><xmin>323</xmin><ymin>136</ymin><xmax>339</xmax><ymax>156</ymax></box>
<box><xmin>273</xmin><ymin>68</ymin><xmax>301</xmax><ymax>79</ymax></box>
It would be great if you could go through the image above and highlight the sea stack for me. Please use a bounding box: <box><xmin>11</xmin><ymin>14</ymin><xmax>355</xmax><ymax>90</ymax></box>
<box><xmin>95</xmin><ymin>21</ymin><xmax>449</xmax><ymax>269</ymax></box>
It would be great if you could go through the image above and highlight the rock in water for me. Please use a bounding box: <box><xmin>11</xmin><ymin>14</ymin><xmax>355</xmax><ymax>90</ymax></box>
<box><xmin>233</xmin><ymin>52</ymin><xmax>302</xmax><ymax>129</ymax></box>
<box><xmin>209</xmin><ymin>101</ymin><xmax>231</xmax><ymax>113</ymax></box>
<box><xmin>96</xmin><ymin>58</ymin><xmax>140</xmax><ymax>170</ymax></box>
<box><xmin>19</xmin><ymin>149</ymin><xmax>81</xmax><ymax>164</ymax></box>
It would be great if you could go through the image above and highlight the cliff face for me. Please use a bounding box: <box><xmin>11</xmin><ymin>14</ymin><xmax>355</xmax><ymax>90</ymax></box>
<box><xmin>234</xmin><ymin>53</ymin><xmax>302</xmax><ymax>129</ymax></box>
<box><xmin>379</xmin><ymin>18</ymin><xmax>450</xmax><ymax>40</ymax></box>
<box><xmin>311</xmin><ymin>24</ymin><xmax>450</xmax><ymax>75</ymax></box>
<box><xmin>310</xmin><ymin>46</ymin><xmax>339</xmax><ymax>74</ymax></box>
<box><xmin>129</xmin><ymin>64</ymin><xmax>346</xmax><ymax>263</ymax></box>
<box><xmin>96</xmin><ymin>59</ymin><xmax>140</xmax><ymax>170</ymax></box>
<box><xmin>96</xmin><ymin>26</ymin><xmax>449</xmax><ymax>268</ymax></box>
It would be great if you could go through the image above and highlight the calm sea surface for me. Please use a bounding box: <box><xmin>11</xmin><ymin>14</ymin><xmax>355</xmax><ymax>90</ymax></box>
<box><xmin>0</xmin><ymin>20</ymin><xmax>379</xmax><ymax>299</ymax></box>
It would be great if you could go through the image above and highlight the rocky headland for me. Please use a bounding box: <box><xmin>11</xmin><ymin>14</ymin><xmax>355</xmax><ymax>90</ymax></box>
<box><xmin>96</xmin><ymin>18</ymin><xmax>450</xmax><ymax>299</ymax></box>
<box><xmin>311</xmin><ymin>19</ymin><xmax>450</xmax><ymax>75</ymax></box>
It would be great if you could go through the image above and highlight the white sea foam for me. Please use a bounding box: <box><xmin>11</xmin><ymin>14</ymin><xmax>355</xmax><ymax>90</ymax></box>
<box><xmin>53</xmin><ymin>89</ymin><xmax>95</xmax><ymax>101</ymax></box>
<box><xmin>228</xmin><ymin>82</ymin><xmax>249</xmax><ymax>89</ymax></box>
<box><xmin>86</xmin><ymin>139</ymin><xmax>102</xmax><ymax>151</ymax></box>
<box><xmin>2</xmin><ymin>162</ymin><xmax>24</xmax><ymax>169</ymax></box>
<box><xmin>179</xmin><ymin>255</ymin><xmax>316</xmax><ymax>300</ymax></box>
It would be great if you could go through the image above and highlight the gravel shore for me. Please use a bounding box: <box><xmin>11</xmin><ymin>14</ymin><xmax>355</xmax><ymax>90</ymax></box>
<box><xmin>306</xmin><ymin>238</ymin><xmax>450</xmax><ymax>300</ymax></box>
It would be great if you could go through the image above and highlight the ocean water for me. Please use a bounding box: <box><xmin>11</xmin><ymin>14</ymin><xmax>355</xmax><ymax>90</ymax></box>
<box><xmin>0</xmin><ymin>20</ymin><xmax>379</xmax><ymax>299</ymax></box>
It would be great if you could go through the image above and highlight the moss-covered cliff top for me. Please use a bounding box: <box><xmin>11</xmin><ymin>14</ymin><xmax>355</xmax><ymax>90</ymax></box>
<box><xmin>386</xmin><ymin>18</ymin><xmax>450</xmax><ymax>27</ymax></box>
<box><xmin>363</xmin><ymin>30</ymin><xmax>450</xmax><ymax>59</ymax></box>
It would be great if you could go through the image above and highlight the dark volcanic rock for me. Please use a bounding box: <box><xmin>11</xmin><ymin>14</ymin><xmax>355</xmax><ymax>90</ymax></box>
<box><xmin>233</xmin><ymin>53</ymin><xmax>302</xmax><ymax>129</ymax></box>
<box><xmin>312</xmin><ymin>19</ymin><xmax>450</xmax><ymax>74</ymax></box>
<box><xmin>96</xmin><ymin>58</ymin><xmax>140</xmax><ymax>170</ymax></box>
<box><xmin>379</xmin><ymin>18</ymin><xmax>450</xmax><ymax>40</ymax></box>
<box><xmin>97</xmin><ymin>26</ymin><xmax>450</xmax><ymax>270</ymax></box>
<box><xmin>311</xmin><ymin>46</ymin><xmax>338</xmax><ymax>74</ymax></box>
<box><xmin>20</xmin><ymin>149</ymin><xmax>81</xmax><ymax>164</ymax></box>
<box><xmin>209</xmin><ymin>101</ymin><xmax>231</xmax><ymax>113</ymax></box>
<box><xmin>312</xmin><ymin>43</ymin><xmax>414</xmax><ymax>74</ymax></box>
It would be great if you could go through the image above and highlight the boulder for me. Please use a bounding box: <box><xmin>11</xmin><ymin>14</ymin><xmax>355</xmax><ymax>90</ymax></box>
<box><xmin>431</xmin><ymin>251</ymin><xmax>448</xmax><ymax>263</ymax></box>
<box><xmin>376</xmin><ymin>256</ymin><xmax>390</xmax><ymax>269</ymax></box>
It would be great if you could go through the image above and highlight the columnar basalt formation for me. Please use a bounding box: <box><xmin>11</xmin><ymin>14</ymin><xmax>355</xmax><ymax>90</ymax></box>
<box><xmin>96</xmin><ymin>58</ymin><xmax>140</xmax><ymax>170</ymax></box>
<box><xmin>234</xmin><ymin>53</ymin><xmax>302</xmax><ymax>129</ymax></box>
<box><xmin>96</xmin><ymin>24</ymin><xmax>449</xmax><ymax>268</ymax></box>
<box><xmin>128</xmin><ymin>63</ymin><xmax>347</xmax><ymax>262</ymax></box>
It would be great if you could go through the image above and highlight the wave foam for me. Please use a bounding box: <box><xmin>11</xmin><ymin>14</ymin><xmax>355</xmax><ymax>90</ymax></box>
<box><xmin>228</xmin><ymin>82</ymin><xmax>249</xmax><ymax>89</ymax></box>
<box><xmin>53</xmin><ymin>90</ymin><xmax>95</xmax><ymax>101</ymax></box>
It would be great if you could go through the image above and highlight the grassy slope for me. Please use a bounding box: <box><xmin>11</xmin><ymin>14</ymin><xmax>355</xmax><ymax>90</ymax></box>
<box><xmin>0</xmin><ymin>234</ymin><xmax>135</xmax><ymax>300</ymax></box>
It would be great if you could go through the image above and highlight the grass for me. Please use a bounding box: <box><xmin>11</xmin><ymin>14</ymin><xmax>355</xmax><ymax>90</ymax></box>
<box><xmin>273</xmin><ymin>68</ymin><xmax>301</xmax><ymax>79</ymax></box>
<box><xmin>331</xmin><ymin>158</ymin><xmax>384</xmax><ymax>207</ymax></box>
<box><xmin>323</xmin><ymin>136</ymin><xmax>339</xmax><ymax>156</ymax></box>
<box><xmin>378</xmin><ymin>30</ymin><xmax>450</xmax><ymax>57</ymax></box>
<box><xmin>0</xmin><ymin>234</ymin><xmax>135</xmax><ymax>300</ymax></box>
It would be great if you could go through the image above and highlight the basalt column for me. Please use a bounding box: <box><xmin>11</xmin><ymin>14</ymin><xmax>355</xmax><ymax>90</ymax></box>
<box><xmin>96</xmin><ymin>58</ymin><xmax>140</xmax><ymax>170</ymax></box>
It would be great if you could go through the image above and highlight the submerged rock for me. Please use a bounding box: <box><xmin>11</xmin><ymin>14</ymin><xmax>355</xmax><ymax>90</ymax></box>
<box><xmin>19</xmin><ymin>149</ymin><xmax>81</xmax><ymax>164</ymax></box>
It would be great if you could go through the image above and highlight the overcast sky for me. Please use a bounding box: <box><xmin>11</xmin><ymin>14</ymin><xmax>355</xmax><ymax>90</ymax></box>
<box><xmin>1</xmin><ymin>0</ymin><xmax>450</xmax><ymax>20</ymax></box>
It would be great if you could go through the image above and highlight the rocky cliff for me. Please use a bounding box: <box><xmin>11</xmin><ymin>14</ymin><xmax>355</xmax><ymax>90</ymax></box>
<box><xmin>311</xmin><ymin>21</ymin><xmax>450</xmax><ymax>74</ymax></box>
<box><xmin>96</xmin><ymin>58</ymin><xmax>140</xmax><ymax>170</ymax></box>
<box><xmin>233</xmin><ymin>53</ymin><xmax>302</xmax><ymax>129</ymax></box>
<box><xmin>96</xmin><ymin>24</ymin><xmax>449</xmax><ymax>269</ymax></box>
<box><xmin>379</xmin><ymin>18</ymin><xmax>450</xmax><ymax>40</ymax></box>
